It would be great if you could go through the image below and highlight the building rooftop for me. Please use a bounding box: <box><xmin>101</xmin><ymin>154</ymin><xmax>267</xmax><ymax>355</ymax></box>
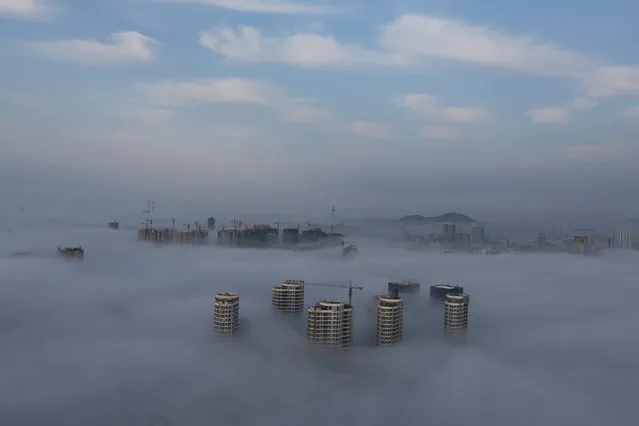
<box><xmin>431</xmin><ymin>284</ymin><xmax>461</xmax><ymax>290</ymax></box>
<box><xmin>389</xmin><ymin>280</ymin><xmax>420</xmax><ymax>286</ymax></box>
<box><xmin>310</xmin><ymin>299</ymin><xmax>352</xmax><ymax>310</ymax></box>
<box><xmin>216</xmin><ymin>292</ymin><xmax>239</xmax><ymax>301</ymax></box>
<box><xmin>445</xmin><ymin>293</ymin><xmax>470</xmax><ymax>303</ymax></box>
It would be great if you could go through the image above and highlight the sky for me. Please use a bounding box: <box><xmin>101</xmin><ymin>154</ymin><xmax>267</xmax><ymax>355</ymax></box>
<box><xmin>1</xmin><ymin>0</ymin><xmax>639</xmax><ymax>220</ymax></box>
<box><xmin>1</xmin><ymin>224</ymin><xmax>638</xmax><ymax>426</ymax></box>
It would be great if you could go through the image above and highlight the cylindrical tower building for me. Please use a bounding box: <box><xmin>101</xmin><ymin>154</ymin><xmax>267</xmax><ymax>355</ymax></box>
<box><xmin>272</xmin><ymin>280</ymin><xmax>305</xmax><ymax>313</ymax></box>
<box><xmin>376</xmin><ymin>295</ymin><xmax>403</xmax><ymax>345</ymax></box>
<box><xmin>214</xmin><ymin>292</ymin><xmax>240</xmax><ymax>335</ymax></box>
<box><xmin>307</xmin><ymin>299</ymin><xmax>353</xmax><ymax>348</ymax></box>
<box><xmin>444</xmin><ymin>293</ymin><xmax>469</xmax><ymax>337</ymax></box>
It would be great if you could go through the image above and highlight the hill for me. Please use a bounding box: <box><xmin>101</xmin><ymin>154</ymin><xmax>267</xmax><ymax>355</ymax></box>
<box><xmin>399</xmin><ymin>212</ymin><xmax>478</xmax><ymax>224</ymax></box>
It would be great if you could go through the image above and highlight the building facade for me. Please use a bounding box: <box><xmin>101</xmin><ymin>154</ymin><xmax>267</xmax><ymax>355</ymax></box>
<box><xmin>444</xmin><ymin>293</ymin><xmax>469</xmax><ymax>337</ymax></box>
<box><xmin>307</xmin><ymin>300</ymin><xmax>353</xmax><ymax>348</ymax></box>
<box><xmin>214</xmin><ymin>292</ymin><xmax>240</xmax><ymax>335</ymax></box>
<box><xmin>430</xmin><ymin>284</ymin><xmax>464</xmax><ymax>301</ymax></box>
<box><xmin>388</xmin><ymin>280</ymin><xmax>421</xmax><ymax>295</ymax></box>
<box><xmin>376</xmin><ymin>295</ymin><xmax>403</xmax><ymax>346</ymax></box>
<box><xmin>272</xmin><ymin>280</ymin><xmax>305</xmax><ymax>313</ymax></box>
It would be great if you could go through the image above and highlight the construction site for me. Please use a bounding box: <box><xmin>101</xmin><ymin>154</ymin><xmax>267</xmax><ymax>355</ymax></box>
<box><xmin>57</xmin><ymin>246</ymin><xmax>84</xmax><ymax>259</ymax></box>
<box><xmin>216</xmin><ymin>207</ymin><xmax>345</xmax><ymax>250</ymax></box>
<box><xmin>137</xmin><ymin>219</ymin><xmax>209</xmax><ymax>245</ymax></box>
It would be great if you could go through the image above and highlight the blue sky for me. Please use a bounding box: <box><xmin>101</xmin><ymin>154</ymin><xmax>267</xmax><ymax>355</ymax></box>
<box><xmin>1</xmin><ymin>0</ymin><xmax>639</xmax><ymax>218</ymax></box>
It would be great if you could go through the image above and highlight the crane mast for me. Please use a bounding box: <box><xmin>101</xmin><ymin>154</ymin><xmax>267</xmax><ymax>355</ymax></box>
<box><xmin>305</xmin><ymin>280</ymin><xmax>363</xmax><ymax>305</ymax></box>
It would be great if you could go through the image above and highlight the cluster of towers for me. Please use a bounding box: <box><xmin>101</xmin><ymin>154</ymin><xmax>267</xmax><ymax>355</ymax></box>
<box><xmin>212</xmin><ymin>280</ymin><xmax>471</xmax><ymax>347</ymax></box>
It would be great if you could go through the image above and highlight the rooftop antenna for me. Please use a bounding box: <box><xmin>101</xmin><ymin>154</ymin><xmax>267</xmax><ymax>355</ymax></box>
<box><xmin>331</xmin><ymin>206</ymin><xmax>335</xmax><ymax>234</ymax></box>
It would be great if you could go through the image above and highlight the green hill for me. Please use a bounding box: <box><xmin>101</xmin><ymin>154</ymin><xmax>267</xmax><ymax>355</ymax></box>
<box><xmin>399</xmin><ymin>212</ymin><xmax>478</xmax><ymax>224</ymax></box>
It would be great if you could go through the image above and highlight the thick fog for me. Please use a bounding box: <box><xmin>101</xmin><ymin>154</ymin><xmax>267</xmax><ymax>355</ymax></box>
<box><xmin>1</xmin><ymin>224</ymin><xmax>637</xmax><ymax>426</ymax></box>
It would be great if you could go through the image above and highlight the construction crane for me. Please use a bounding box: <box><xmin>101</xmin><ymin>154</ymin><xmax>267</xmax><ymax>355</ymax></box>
<box><xmin>305</xmin><ymin>281</ymin><xmax>363</xmax><ymax>305</ymax></box>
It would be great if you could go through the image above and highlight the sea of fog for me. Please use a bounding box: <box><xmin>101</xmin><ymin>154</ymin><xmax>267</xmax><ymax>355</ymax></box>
<box><xmin>1</xmin><ymin>224</ymin><xmax>637</xmax><ymax>426</ymax></box>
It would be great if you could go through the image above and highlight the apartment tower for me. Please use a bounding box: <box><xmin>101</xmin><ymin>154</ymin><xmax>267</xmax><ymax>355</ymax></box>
<box><xmin>272</xmin><ymin>279</ymin><xmax>305</xmax><ymax>313</ymax></box>
<box><xmin>307</xmin><ymin>300</ymin><xmax>353</xmax><ymax>348</ymax></box>
<box><xmin>444</xmin><ymin>293</ymin><xmax>469</xmax><ymax>338</ymax></box>
<box><xmin>213</xmin><ymin>292</ymin><xmax>240</xmax><ymax>335</ymax></box>
<box><xmin>376</xmin><ymin>295</ymin><xmax>403</xmax><ymax>346</ymax></box>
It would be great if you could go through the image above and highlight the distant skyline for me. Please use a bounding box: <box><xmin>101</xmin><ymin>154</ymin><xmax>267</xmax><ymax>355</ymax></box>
<box><xmin>1</xmin><ymin>0</ymin><xmax>639</xmax><ymax>218</ymax></box>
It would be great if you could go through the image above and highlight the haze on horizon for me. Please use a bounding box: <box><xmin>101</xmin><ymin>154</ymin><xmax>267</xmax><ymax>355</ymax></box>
<box><xmin>1</xmin><ymin>1</ymin><xmax>639</xmax><ymax>224</ymax></box>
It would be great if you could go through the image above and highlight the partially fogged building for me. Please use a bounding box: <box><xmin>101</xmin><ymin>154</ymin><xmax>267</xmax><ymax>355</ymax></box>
<box><xmin>376</xmin><ymin>295</ymin><xmax>403</xmax><ymax>346</ymax></box>
<box><xmin>272</xmin><ymin>280</ymin><xmax>305</xmax><ymax>313</ymax></box>
<box><xmin>430</xmin><ymin>284</ymin><xmax>464</xmax><ymax>301</ymax></box>
<box><xmin>214</xmin><ymin>293</ymin><xmax>240</xmax><ymax>335</ymax></box>
<box><xmin>444</xmin><ymin>293</ymin><xmax>469</xmax><ymax>338</ymax></box>
<box><xmin>307</xmin><ymin>300</ymin><xmax>353</xmax><ymax>348</ymax></box>
<box><xmin>388</xmin><ymin>280</ymin><xmax>421</xmax><ymax>295</ymax></box>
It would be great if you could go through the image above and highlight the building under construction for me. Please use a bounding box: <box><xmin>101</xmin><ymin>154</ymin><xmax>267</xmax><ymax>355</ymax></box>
<box><xmin>217</xmin><ymin>222</ymin><xmax>279</xmax><ymax>248</ymax></box>
<box><xmin>444</xmin><ymin>293</ymin><xmax>469</xmax><ymax>339</ymax></box>
<box><xmin>137</xmin><ymin>220</ymin><xmax>209</xmax><ymax>245</ymax></box>
<box><xmin>57</xmin><ymin>246</ymin><xmax>84</xmax><ymax>259</ymax></box>
<box><xmin>388</xmin><ymin>280</ymin><xmax>421</xmax><ymax>295</ymax></box>
<box><xmin>214</xmin><ymin>293</ymin><xmax>240</xmax><ymax>335</ymax></box>
<box><xmin>376</xmin><ymin>294</ymin><xmax>403</xmax><ymax>346</ymax></box>
<box><xmin>272</xmin><ymin>280</ymin><xmax>305</xmax><ymax>313</ymax></box>
<box><xmin>307</xmin><ymin>299</ymin><xmax>353</xmax><ymax>348</ymax></box>
<box><xmin>430</xmin><ymin>284</ymin><xmax>464</xmax><ymax>301</ymax></box>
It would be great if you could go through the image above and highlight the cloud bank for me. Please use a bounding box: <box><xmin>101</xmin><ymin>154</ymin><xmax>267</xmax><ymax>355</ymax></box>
<box><xmin>0</xmin><ymin>222</ymin><xmax>636</xmax><ymax>425</ymax></box>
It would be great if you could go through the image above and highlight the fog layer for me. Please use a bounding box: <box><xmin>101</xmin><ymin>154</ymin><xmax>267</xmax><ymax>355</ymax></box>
<box><xmin>0</xmin><ymin>225</ymin><xmax>637</xmax><ymax>426</ymax></box>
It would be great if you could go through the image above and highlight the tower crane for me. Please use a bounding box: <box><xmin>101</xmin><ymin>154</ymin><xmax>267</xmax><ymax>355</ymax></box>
<box><xmin>304</xmin><ymin>281</ymin><xmax>363</xmax><ymax>305</ymax></box>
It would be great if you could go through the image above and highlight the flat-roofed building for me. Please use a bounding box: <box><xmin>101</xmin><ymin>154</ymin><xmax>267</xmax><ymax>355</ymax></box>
<box><xmin>430</xmin><ymin>284</ymin><xmax>464</xmax><ymax>301</ymax></box>
<box><xmin>272</xmin><ymin>280</ymin><xmax>305</xmax><ymax>313</ymax></box>
<box><xmin>388</xmin><ymin>280</ymin><xmax>421</xmax><ymax>295</ymax></box>
<box><xmin>444</xmin><ymin>293</ymin><xmax>469</xmax><ymax>338</ymax></box>
<box><xmin>376</xmin><ymin>295</ymin><xmax>403</xmax><ymax>346</ymax></box>
<box><xmin>307</xmin><ymin>299</ymin><xmax>353</xmax><ymax>348</ymax></box>
<box><xmin>214</xmin><ymin>292</ymin><xmax>240</xmax><ymax>335</ymax></box>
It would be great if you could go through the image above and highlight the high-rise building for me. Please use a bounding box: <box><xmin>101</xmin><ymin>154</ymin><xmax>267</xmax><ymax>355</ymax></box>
<box><xmin>618</xmin><ymin>231</ymin><xmax>632</xmax><ymax>249</ymax></box>
<box><xmin>442</xmin><ymin>222</ymin><xmax>456</xmax><ymax>240</ymax></box>
<box><xmin>572</xmin><ymin>236</ymin><xmax>589</xmax><ymax>254</ymax></box>
<box><xmin>537</xmin><ymin>232</ymin><xmax>546</xmax><ymax>247</ymax></box>
<box><xmin>430</xmin><ymin>284</ymin><xmax>464</xmax><ymax>301</ymax></box>
<box><xmin>376</xmin><ymin>295</ymin><xmax>403</xmax><ymax>346</ymax></box>
<box><xmin>444</xmin><ymin>293</ymin><xmax>469</xmax><ymax>338</ymax></box>
<box><xmin>214</xmin><ymin>292</ymin><xmax>240</xmax><ymax>335</ymax></box>
<box><xmin>388</xmin><ymin>280</ymin><xmax>421</xmax><ymax>295</ymax></box>
<box><xmin>471</xmin><ymin>226</ymin><xmax>485</xmax><ymax>243</ymax></box>
<box><xmin>207</xmin><ymin>216</ymin><xmax>216</xmax><ymax>230</ymax></box>
<box><xmin>307</xmin><ymin>300</ymin><xmax>353</xmax><ymax>348</ymax></box>
<box><xmin>272</xmin><ymin>280</ymin><xmax>305</xmax><ymax>313</ymax></box>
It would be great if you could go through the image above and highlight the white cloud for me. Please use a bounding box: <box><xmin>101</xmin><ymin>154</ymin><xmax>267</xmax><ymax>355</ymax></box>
<box><xmin>197</xmin><ymin>13</ymin><xmax>639</xmax><ymax>100</ymax></box>
<box><xmin>0</xmin><ymin>0</ymin><xmax>50</xmax><ymax>19</ymax></box>
<box><xmin>137</xmin><ymin>78</ymin><xmax>276</xmax><ymax>106</ymax></box>
<box><xmin>583</xmin><ymin>66</ymin><xmax>639</xmax><ymax>98</ymax></box>
<box><xmin>200</xmin><ymin>26</ymin><xmax>388</xmax><ymax>69</ymax></box>
<box><xmin>31</xmin><ymin>31</ymin><xmax>158</xmax><ymax>65</ymax></box>
<box><xmin>379</xmin><ymin>15</ymin><xmax>590</xmax><ymax>77</ymax></box>
<box><xmin>348</xmin><ymin>121</ymin><xmax>392</xmax><ymax>139</ymax></box>
<box><xmin>421</xmin><ymin>126</ymin><xmax>461</xmax><ymax>140</ymax></box>
<box><xmin>136</xmin><ymin>77</ymin><xmax>328</xmax><ymax>125</ymax></box>
<box><xmin>571</xmin><ymin>97</ymin><xmax>598</xmax><ymax>110</ymax></box>
<box><xmin>199</xmin><ymin>14</ymin><xmax>590</xmax><ymax>76</ymax></box>
<box><xmin>160</xmin><ymin>0</ymin><xmax>335</xmax><ymax>14</ymax></box>
<box><xmin>394</xmin><ymin>93</ymin><xmax>487</xmax><ymax>124</ymax></box>
<box><xmin>528</xmin><ymin>107</ymin><xmax>567</xmax><ymax>124</ymax></box>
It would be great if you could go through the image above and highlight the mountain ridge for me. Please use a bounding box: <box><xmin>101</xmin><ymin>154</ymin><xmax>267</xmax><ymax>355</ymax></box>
<box><xmin>399</xmin><ymin>212</ymin><xmax>479</xmax><ymax>224</ymax></box>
